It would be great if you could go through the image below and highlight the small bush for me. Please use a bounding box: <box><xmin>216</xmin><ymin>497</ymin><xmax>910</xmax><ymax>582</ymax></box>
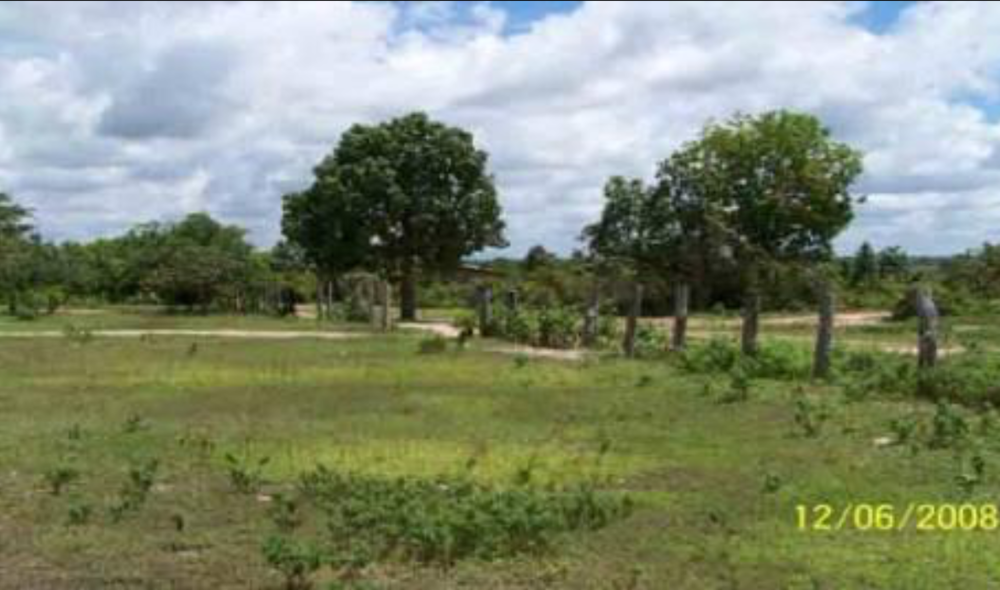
<box><xmin>928</xmin><ymin>401</ymin><xmax>969</xmax><ymax>449</ymax></box>
<box><xmin>536</xmin><ymin>306</ymin><xmax>580</xmax><ymax>349</ymax></box>
<box><xmin>417</xmin><ymin>336</ymin><xmax>449</xmax><ymax>354</ymax></box>
<box><xmin>633</xmin><ymin>324</ymin><xmax>668</xmax><ymax>358</ymax></box>
<box><xmin>452</xmin><ymin>311</ymin><xmax>478</xmax><ymax>338</ymax></box>
<box><xmin>297</xmin><ymin>466</ymin><xmax>632</xmax><ymax>571</ymax></box>
<box><xmin>793</xmin><ymin>397</ymin><xmax>830</xmax><ymax>438</ymax></box>
<box><xmin>66</xmin><ymin>502</ymin><xmax>93</xmax><ymax>526</ymax></box>
<box><xmin>42</xmin><ymin>466</ymin><xmax>80</xmax><ymax>496</ymax></box>
<box><xmin>681</xmin><ymin>339</ymin><xmax>809</xmax><ymax>381</ymax></box>
<box><xmin>224</xmin><ymin>450</ymin><xmax>270</xmax><ymax>494</ymax></box>
<box><xmin>262</xmin><ymin>535</ymin><xmax>326</xmax><ymax>590</ymax></box>
<box><xmin>109</xmin><ymin>459</ymin><xmax>159</xmax><ymax>522</ymax></box>
<box><xmin>680</xmin><ymin>338</ymin><xmax>739</xmax><ymax>374</ymax></box>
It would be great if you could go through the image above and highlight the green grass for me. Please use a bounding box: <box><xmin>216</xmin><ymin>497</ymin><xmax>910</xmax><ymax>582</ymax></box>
<box><xmin>0</xmin><ymin>306</ymin><xmax>368</xmax><ymax>333</ymax></box>
<box><xmin>3</xmin><ymin>310</ymin><xmax>1000</xmax><ymax>588</ymax></box>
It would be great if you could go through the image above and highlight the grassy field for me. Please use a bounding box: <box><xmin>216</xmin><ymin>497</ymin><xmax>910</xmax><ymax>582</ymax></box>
<box><xmin>4</xmin><ymin>310</ymin><xmax>1000</xmax><ymax>588</ymax></box>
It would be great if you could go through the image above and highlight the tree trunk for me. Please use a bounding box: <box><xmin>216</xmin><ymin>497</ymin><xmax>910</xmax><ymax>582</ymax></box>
<box><xmin>812</xmin><ymin>283</ymin><xmax>835</xmax><ymax>380</ymax></box>
<box><xmin>671</xmin><ymin>282</ymin><xmax>690</xmax><ymax>351</ymax></box>
<box><xmin>741</xmin><ymin>289</ymin><xmax>761</xmax><ymax>357</ymax></box>
<box><xmin>477</xmin><ymin>284</ymin><xmax>494</xmax><ymax>337</ymax></box>
<box><xmin>622</xmin><ymin>282</ymin><xmax>643</xmax><ymax>358</ymax></box>
<box><xmin>400</xmin><ymin>262</ymin><xmax>418</xmax><ymax>321</ymax></box>
<box><xmin>582</xmin><ymin>281</ymin><xmax>600</xmax><ymax>348</ymax></box>
<box><xmin>915</xmin><ymin>286</ymin><xmax>939</xmax><ymax>370</ymax></box>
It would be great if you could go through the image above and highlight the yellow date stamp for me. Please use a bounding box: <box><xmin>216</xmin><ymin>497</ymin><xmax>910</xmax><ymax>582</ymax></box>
<box><xmin>796</xmin><ymin>503</ymin><xmax>1000</xmax><ymax>532</ymax></box>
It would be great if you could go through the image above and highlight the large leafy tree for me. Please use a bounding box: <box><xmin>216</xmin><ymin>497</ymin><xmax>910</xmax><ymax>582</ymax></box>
<box><xmin>686</xmin><ymin>111</ymin><xmax>863</xmax><ymax>353</ymax></box>
<box><xmin>0</xmin><ymin>192</ymin><xmax>35</xmax><ymax>311</ymax></box>
<box><xmin>140</xmin><ymin>213</ymin><xmax>255</xmax><ymax>310</ymax></box>
<box><xmin>582</xmin><ymin>176</ymin><xmax>654</xmax><ymax>271</ymax></box>
<box><xmin>285</xmin><ymin>112</ymin><xmax>507</xmax><ymax>320</ymax></box>
<box><xmin>696</xmin><ymin>111</ymin><xmax>863</xmax><ymax>266</ymax></box>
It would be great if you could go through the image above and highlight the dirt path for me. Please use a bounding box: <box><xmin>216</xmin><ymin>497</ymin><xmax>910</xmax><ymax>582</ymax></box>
<box><xmin>0</xmin><ymin>312</ymin><xmax>952</xmax><ymax>360</ymax></box>
<box><xmin>0</xmin><ymin>329</ymin><xmax>365</xmax><ymax>340</ymax></box>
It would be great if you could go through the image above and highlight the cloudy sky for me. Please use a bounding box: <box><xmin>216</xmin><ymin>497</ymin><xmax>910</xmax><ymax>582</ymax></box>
<box><xmin>1</xmin><ymin>1</ymin><xmax>1000</xmax><ymax>256</ymax></box>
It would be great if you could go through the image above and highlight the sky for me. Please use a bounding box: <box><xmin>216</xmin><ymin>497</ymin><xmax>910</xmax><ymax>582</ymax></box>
<box><xmin>2</xmin><ymin>1</ymin><xmax>1000</xmax><ymax>257</ymax></box>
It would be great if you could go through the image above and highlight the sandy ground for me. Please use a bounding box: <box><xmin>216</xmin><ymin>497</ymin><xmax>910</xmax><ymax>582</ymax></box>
<box><xmin>0</xmin><ymin>310</ymin><xmax>952</xmax><ymax>359</ymax></box>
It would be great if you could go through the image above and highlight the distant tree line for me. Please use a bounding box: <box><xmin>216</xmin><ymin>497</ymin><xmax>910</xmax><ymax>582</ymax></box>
<box><xmin>5</xmin><ymin>109</ymin><xmax>999</xmax><ymax>331</ymax></box>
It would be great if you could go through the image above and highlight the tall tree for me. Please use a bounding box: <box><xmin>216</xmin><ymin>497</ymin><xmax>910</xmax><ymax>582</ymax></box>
<box><xmin>286</xmin><ymin>112</ymin><xmax>507</xmax><ymax>321</ymax></box>
<box><xmin>877</xmin><ymin>245</ymin><xmax>909</xmax><ymax>280</ymax></box>
<box><xmin>689</xmin><ymin>111</ymin><xmax>863</xmax><ymax>354</ymax></box>
<box><xmin>0</xmin><ymin>193</ymin><xmax>35</xmax><ymax>312</ymax></box>
<box><xmin>851</xmin><ymin>241</ymin><xmax>879</xmax><ymax>287</ymax></box>
<box><xmin>583</xmin><ymin>177</ymin><xmax>654</xmax><ymax>356</ymax></box>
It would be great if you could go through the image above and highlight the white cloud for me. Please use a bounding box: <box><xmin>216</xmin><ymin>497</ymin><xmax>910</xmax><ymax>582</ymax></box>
<box><xmin>1</xmin><ymin>1</ymin><xmax>1000</xmax><ymax>256</ymax></box>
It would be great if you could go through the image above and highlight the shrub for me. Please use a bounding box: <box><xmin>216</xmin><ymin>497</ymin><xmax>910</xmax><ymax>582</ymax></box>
<box><xmin>680</xmin><ymin>339</ymin><xmax>809</xmax><ymax>381</ymax></box>
<box><xmin>66</xmin><ymin>502</ymin><xmax>93</xmax><ymax>526</ymax></box>
<box><xmin>536</xmin><ymin>306</ymin><xmax>580</xmax><ymax>349</ymax></box>
<box><xmin>452</xmin><ymin>311</ymin><xmax>478</xmax><ymax>338</ymax></box>
<box><xmin>680</xmin><ymin>338</ymin><xmax>739</xmax><ymax>374</ymax></box>
<box><xmin>793</xmin><ymin>397</ymin><xmax>831</xmax><ymax>438</ymax></box>
<box><xmin>749</xmin><ymin>341</ymin><xmax>811</xmax><ymax>380</ymax></box>
<box><xmin>109</xmin><ymin>459</ymin><xmax>159</xmax><ymax>522</ymax></box>
<box><xmin>928</xmin><ymin>401</ymin><xmax>969</xmax><ymax>449</ymax></box>
<box><xmin>224</xmin><ymin>450</ymin><xmax>270</xmax><ymax>494</ymax></box>
<box><xmin>262</xmin><ymin>535</ymin><xmax>326</xmax><ymax>590</ymax></box>
<box><xmin>633</xmin><ymin>324</ymin><xmax>668</xmax><ymax>358</ymax></box>
<box><xmin>42</xmin><ymin>466</ymin><xmax>80</xmax><ymax>496</ymax></box>
<box><xmin>297</xmin><ymin>466</ymin><xmax>632</xmax><ymax>571</ymax></box>
<box><xmin>417</xmin><ymin>336</ymin><xmax>449</xmax><ymax>354</ymax></box>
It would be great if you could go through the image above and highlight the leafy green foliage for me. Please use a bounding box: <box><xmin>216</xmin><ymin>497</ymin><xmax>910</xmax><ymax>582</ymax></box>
<box><xmin>417</xmin><ymin>336</ymin><xmax>449</xmax><ymax>354</ymax></box>
<box><xmin>928</xmin><ymin>401</ymin><xmax>969</xmax><ymax>450</ymax></box>
<box><xmin>297</xmin><ymin>466</ymin><xmax>632</xmax><ymax>570</ymax></box>
<box><xmin>42</xmin><ymin>466</ymin><xmax>80</xmax><ymax>496</ymax></box>
<box><xmin>262</xmin><ymin>534</ymin><xmax>326</xmax><ymax>590</ymax></box>
<box><xmin>793</xmin><ymin>397</ymin><xmax>831</xmax><ymax>438</ymax></box>
<box><xmin>109</xmin><ymin>459</ymin><xmax>159</xmax><ymax>522</ymax></box>
<box><xmin>283</xmin><ymin>112</ymin><xmax>506</xmax><ymax>319</ymax></box>
<box><xmin>679</xmin><ymin>338</ymin><xmax>810</xmax><ymax>381</ymax></box>
<box><xmin>224</xmin><ymin>449</ymin><xmax>271</xmax><ymax>494</ymax></box>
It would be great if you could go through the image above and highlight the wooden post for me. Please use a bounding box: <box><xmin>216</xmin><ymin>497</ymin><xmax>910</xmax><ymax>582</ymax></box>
<box><xmin>368</xmin><ymin>277</ymin><xmax>379</xmax><ymax>329</ymax></box>
<box><xmin>582</xmin><ymin>281</ymin><xmax>600</xmax><ymax>348</ymax></box>
<box><xmin>477</xmin><ymin>284</ymin><xmax>494</xmax><ymax>336</ymax></box>
<box><xmin>622</xmin><ymin>282</ymin><xmax>643</xmax><ymax>358</ymax></box>
<box><xmin>380</xmin><ymin>280</ymin><xmax>393</xmax><ymax>331</ymax></box>
<box><xmin>915</xmin><ymin>286</ymin><xmax>938</xmax><ymax>369</ymax></box>
<box><xmin>671</xmin><ymin>282</ymin><xmax>690</xmax><ymax>351</ymax></box>
<box><xmin>316</xmin><ymin>278</ymin><xmax>325</xmax><ymax>321</ymax></box>
<box><xmin>812</xmin><ymin>282</ymin><xmax>835</xmax><ymax>379</ymax></box>
<box><xmin>505</xmin><ymin>289</ymin><xmax>519</xmax><ymax>314</ymax></box>
<box><xmin>741</xmin><ymin>290</ymin><xmax>761</xmax><ymax>357</ymax></box>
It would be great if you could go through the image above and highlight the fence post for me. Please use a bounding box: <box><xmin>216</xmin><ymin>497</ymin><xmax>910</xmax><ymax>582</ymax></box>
<box><xmin>671</xmin><ymin>282</ymin><xmax>690</xmax><ymax>351</ymax></box>
<box><xmin>582</xmin><ymin>281</ymin><xmax>600</xmax><ymax>348</ymax></box>
<box><xmin>741</xmin><ymin>290</ymin><xmax>761</xmax><ymax>357</ymax></box>
<box><xmin>915</xmin><ymin>286</ymin><xmax>938</xmax><ymax>370</ymax></box>
<box><xmin>477</xmin><ymin>284</ymin><xmax>494</xmax><ymax>336</ymax></box>
<box><xmin>622</xmin><ymin>282</ymin><xmax>643</xmax><ymax>358</ymax></box>
<box><xmin>812</xmin><ymin>282</ymin><xmax>835</xmax><ymax>379</ymax></box>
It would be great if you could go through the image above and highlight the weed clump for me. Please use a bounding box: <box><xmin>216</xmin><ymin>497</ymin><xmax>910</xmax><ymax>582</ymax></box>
<box><xmin>109</xmin><ymin>459</ymin><xmax>159</xmax><ymax>522</ymax></box>
<box><xmin>417</xmin><ymin>336</ymin><xmax>449</xmax><ymax>354</ymax></box>
<box><xmin>296</xmin><ymin>466</ymin><xmax>632</xmax><ymax>571</ymax></box>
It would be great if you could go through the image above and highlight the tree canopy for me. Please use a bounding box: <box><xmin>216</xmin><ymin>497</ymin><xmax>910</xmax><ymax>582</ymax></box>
<box><xmin>283</xmin><ymin>112</ymin><xmax>506</xmax><ymax>319</ymax></box>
